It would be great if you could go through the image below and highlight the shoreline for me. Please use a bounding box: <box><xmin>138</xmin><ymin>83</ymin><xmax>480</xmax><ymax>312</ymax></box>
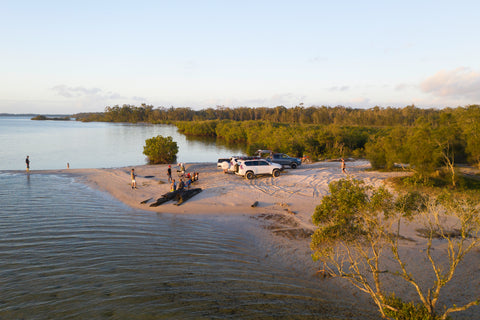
<box><xmin>5</xmin><ymin>161</ymin><xmax>480</xmax><ymax>318</ymax></box>
<box><xmin>20</xmin><ymin>160</ymin><xmax>407</xmax><ymax>231</ymax></box>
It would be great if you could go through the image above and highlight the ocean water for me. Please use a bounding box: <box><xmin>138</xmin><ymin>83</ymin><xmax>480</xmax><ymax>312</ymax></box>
<box><xmin>0</xmin><ymin>173</ymin><xmax>371</xmax><ymax>319</ymax></box>
<box><xmin>0</xmin><ymin>116</ymin><xmax>242</xmax><ymax>170</ymax></box>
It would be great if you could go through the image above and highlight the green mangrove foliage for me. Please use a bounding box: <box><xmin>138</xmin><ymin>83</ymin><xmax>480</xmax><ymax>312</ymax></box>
<box><xmin>176</xmin><ymin>120</ymin><xmax>375</xmax><ymax>159</ymax></box>
<box><xmin>74</xmin><ymin>104</ymin><xmax>480</xmax><ymax>175</ymax></box>
<box><xmin>311</xmin><ymin>178</ymin><xmax>480</xmax><ymax>320</ymax></box>
<box><xmin>143</xmin><ymin>135</ymin><xmax>178</xmax><ymax>164</ymax></box>
<box><xmin>365</xmin><ymin>108</ymin><xmax>478</xmax><ymax>185</ymax></box>
<box><xmin>74</xmin><ymin>104</ymin><xmax>443</xmax><ymax>126</ymax></box>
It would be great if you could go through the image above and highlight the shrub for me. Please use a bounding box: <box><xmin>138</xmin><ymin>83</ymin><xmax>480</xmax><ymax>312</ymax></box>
<box><xmin>384</xmin><ymin>294</ymin><xmax>446</xmax><ymax>320</ymax></box>
<box><xmin>143</xmin><ymin>135</ymin><xmax>178</xmax><ymax>164</ymax></box>
<box><xmin>311</xmin><ymin>178</ymin><xmax>480</xmax><ymax>319</ymax></box>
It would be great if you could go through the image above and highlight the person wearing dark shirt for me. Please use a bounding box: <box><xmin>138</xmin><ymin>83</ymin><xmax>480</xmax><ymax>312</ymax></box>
<box><xmin>167</xmin><ymin>165</ymin><xmax>172</xmax><ymax>182</ymax></box>
<box><xmin>178</xmin><ymin>178</ymin><xmax>185</xmax><ymax>190</ymax></box>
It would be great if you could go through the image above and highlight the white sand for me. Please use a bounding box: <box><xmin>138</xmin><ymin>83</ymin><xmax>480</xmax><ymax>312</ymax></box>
<box><xmin>41</xmin><ymin>160</ymin><xmax>480</xmax><ymax>318</ymax></box>
<box><xmin>56</xmin><ymin>160</ymin><xmax>403</xmax><ymax>227</ymax></box>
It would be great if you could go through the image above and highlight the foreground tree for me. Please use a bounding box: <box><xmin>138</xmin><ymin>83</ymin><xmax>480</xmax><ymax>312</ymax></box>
<box><xmin>143</xmin><ymin>135</ymin><xmax>178</xmax><ymax>164</ymax></box>
<box><xmin>311</xmin><ymin>178</ymin><xmax>480</xmax><ymax>319</ymax></box>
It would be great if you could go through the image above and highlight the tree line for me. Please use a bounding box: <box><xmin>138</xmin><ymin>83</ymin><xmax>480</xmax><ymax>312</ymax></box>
<box><xmin>74</xmin><ymin>103</ymin><xmax>440</xmax><ymax>126</ymax></box>
<box><xmin>175</xmin><ymin>120</ymin><xmax>375</xmax><ymax>160</ymax></box>
<box><xmin>74</xmin><ymin>104</ymin><xmax>480</xmax><ymax>183</ymax></box>
<box><xmin>366</xmin><ymin>106</ymin><xmax>480</xmax><ymax>183</ymax></box>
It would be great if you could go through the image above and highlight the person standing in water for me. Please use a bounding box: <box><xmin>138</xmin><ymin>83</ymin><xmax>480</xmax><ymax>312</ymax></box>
<box><xmin>25</xmin><ymin>156</ymin><xmax>30</xmax><ymax>172</ymax></box>
<box><xmin>131</xmin><ymin>168</ymin><xmax>137</xmax><ymax>189</ymax></box>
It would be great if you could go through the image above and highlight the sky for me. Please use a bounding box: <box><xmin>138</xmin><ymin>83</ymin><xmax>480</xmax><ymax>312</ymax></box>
<box><xmin>1</xmin><ymin>1</ymin><xmax>480</xmax><ymax>114</ymax></box>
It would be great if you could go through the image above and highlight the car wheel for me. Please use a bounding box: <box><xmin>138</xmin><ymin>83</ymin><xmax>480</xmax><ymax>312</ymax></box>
<box><xmin>290</xmin><ymin>163</ymin><xmax>297</xmax><ymax>169</ymax></box>
<box><xmin>246</xmin><ymin>171</ymin><xmax>254</xmax><ymax>180</ymax></box>
<box><xmin>272</xmin><ymin>169</ymin><xmax>280</xmax><ymax>177</ymax></box>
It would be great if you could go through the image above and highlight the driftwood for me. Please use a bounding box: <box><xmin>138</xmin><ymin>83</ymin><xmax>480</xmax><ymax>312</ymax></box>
<box><xmin>174</xmin><ymin>188</ymin><xmax>202</xmax><ymax>206</ymax></box>
<box><xmin>149</xmin><ymin>190</ymin><xmax>181</xmax><ymax>207</ymax></box>
<box><xmin>148</xmin><ymin>188</ymin><xmax>202</xmax><ymax>207</ymax></box>
<box><xmin>140</xmin><ymin>198</ymin><xmax>153</xmax><ymax>204</ymax></box>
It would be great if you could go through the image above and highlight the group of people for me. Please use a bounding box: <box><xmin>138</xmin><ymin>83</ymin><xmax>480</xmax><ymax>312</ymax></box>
<box><xmin>130</xmin><ymin>163</ymin><xmax>199</xmax><ymax>192</ymax></box>
<box><xmin>169</xmin><ymin>170</ymin><xmax>199</xmax><ymax>192</ymax></box>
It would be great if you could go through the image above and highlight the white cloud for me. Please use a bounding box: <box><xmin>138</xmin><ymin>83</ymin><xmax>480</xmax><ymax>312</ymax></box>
<box><xmin>52</xmin><ymin>85</ymin><xmax>124</xmax><ymax>100</ymax></box>
<box><xmin>420</xmin><ymin>67</ymin><xmax>480</xmax><ymax>100</ymax></box>
<box><xmin>49</xmin><ymin>85</ymin><xmax>149</xmax><ymax>111</ymax></box>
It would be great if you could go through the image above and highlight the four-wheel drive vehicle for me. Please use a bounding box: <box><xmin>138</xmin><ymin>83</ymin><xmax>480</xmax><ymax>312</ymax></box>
<box><xmin>217</xmin><ymin>158</ymin><xmax>231</xmax><ymax>168</ymax></box>
<box><xmin>236</xmin><ymin>159</ymin><xmax>282</xmax><ymax>179</ymax></box>
<box><xmin>218</xmin><ymin>156</ymin><xmax>261</xmax><ymax>172</ymax></box>
<box><xmin>255</xmin><ymin>150</ymin><xmax>301</xmax><ymax>169</ymax></box>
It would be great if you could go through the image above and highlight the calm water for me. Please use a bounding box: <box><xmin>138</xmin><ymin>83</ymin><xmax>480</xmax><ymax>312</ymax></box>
<box><xmin>0</xmin><ymin>173</ymin><xmax>370</xmax><ymax>319</ymax></box>
<box><xmin>0</xmin><ymin>116</ymin><xmax>243</xmax><ymax>170</ymax></box>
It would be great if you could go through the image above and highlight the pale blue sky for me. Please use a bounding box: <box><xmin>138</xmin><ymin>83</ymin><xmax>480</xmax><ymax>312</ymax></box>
<box><xmin>1</xmin><ymin>1</ymin><xmax>479</xmax><ymax>113</ymax></box>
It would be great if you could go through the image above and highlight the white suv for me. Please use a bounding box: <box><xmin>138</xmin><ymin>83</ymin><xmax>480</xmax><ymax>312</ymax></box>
<box><xmin>236</xmin><ymin>159</ymin><xmax>282</xmax><ymax>179</ymax></box>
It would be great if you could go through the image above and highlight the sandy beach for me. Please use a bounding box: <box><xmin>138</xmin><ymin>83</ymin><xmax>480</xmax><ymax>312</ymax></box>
<box><xmin>37</xmin><ymin>160</ymin><xmax>480</xmax><ymax>318</ymax></box>
<box><xmin>53</xmin><ymin>160</ymin><xmax>403</xmax><ymax>228</ymax></box>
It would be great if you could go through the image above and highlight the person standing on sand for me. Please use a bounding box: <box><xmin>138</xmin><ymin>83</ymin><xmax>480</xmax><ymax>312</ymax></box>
<box><xmin>25</xmin><ymin>156</ymin><xmax>30</xmax><ymax>172</ymax></box>
<box><xmin>167</xmin><ymin>165</ymin><xmax>172</xmax><ymax>182</ymax></box>
<box><xmin>341</xmin><ymin>158</ymin><xmax>347</xmax><ymax>174</ymax></box>
<box><xmin>131</xmin><ymin>168</ymin><xmax>137</xmax><ymax>189</ymax></box>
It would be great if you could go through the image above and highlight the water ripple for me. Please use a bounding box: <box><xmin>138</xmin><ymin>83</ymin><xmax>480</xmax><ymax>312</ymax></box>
<box><xmin>0</xmin><ymin>173</ymin><xmax>373</xmax><ymax>319</ymax></box>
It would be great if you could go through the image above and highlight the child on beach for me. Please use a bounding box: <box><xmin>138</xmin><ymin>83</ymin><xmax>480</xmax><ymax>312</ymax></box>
<box><xmin>170</xmin><ymin>179</ymin><xmax>176</xmax><ymax>192</ymax></box>
<box><xmin>341</xmin><ymin>158</ymin><xmax>347</xmax><ymax>174</ymax></box>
